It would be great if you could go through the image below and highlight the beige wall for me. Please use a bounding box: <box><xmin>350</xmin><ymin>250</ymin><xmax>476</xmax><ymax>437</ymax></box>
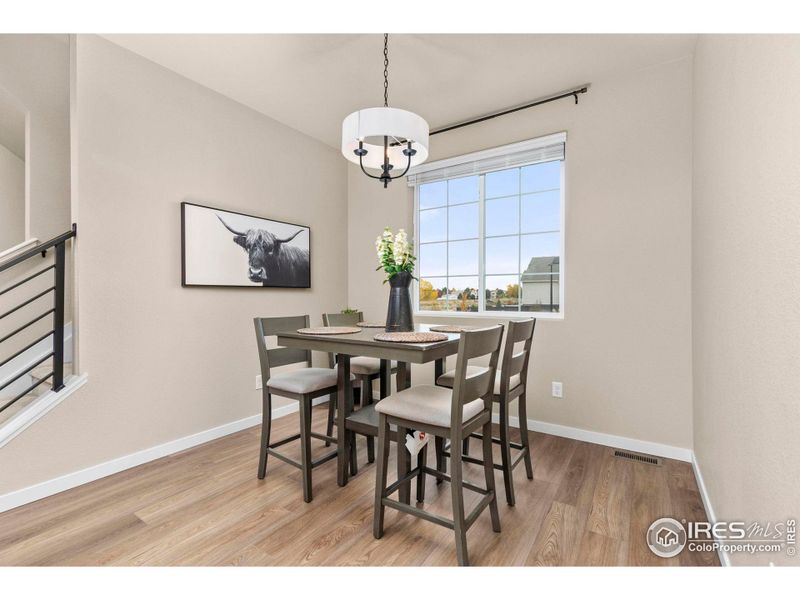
<box><xmin>0</xmin><ymin>35</ymin><xmax>349</xmax><ymax>494</ymax></box>
<box><xmin>349</xmin><ymin>57</ymin><xmax>694</xmax><ymax>450</ymax></box>
<box><xmin>692</xmin><ymin>35</ymin><xmax>800</xmax><ymax>566</ymax></box>
<box><xmin>0</xmin><ymin>143</ymin><xmax>24</xmax><ymax>249</ymax></box>
<box><xmin>0</xmin><ymin>34</ymin><xmax>71</xmax><ymax>242</ymax></box>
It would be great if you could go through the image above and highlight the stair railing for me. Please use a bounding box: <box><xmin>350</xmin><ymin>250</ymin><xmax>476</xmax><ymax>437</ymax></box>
<box><xmin>0</xmin><ymin>224</ymin><xmax>76</xmax><ymax>414</ymax></box>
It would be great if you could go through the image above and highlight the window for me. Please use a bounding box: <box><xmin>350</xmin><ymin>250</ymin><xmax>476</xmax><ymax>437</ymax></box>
<box><xmin>410</xmin><ymin>133</ymin><xmax>564</xmax><ymax>316</ymax></box>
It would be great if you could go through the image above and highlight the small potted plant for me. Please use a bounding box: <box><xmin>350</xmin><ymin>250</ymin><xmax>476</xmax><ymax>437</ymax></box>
<box><xmin>375</xmin><ymin>227</ymin><xmax>416</xmax><ymax>331</ymax></box>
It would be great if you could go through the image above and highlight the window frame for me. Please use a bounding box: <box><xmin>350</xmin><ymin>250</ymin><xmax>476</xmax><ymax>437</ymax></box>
<box><xmin>412</xmin><ymin>142</ymin><xmax>566</xmax><ymax>320</ymax></box>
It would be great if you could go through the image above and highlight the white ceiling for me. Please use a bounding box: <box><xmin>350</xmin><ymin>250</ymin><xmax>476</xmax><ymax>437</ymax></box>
<box><xmin>103</xmin><ymin>34</ymin><xmax>696</xmax><ymax>149</ymax></box>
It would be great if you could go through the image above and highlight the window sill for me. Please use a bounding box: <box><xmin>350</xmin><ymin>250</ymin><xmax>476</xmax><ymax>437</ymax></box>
<box><xmin>414</xmin><ymin>310</ymin><xmax>564</xmax><ymax>321</ymax></box>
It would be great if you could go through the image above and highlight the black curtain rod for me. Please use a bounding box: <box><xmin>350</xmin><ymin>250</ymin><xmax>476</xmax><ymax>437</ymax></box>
<box><xmin>429</xmin><ymin>85</ymin><xmax>590</xmax><ymax>136</ymax></box>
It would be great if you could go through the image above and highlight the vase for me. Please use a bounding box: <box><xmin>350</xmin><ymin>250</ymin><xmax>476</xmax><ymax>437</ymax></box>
<box><xmin>385</xmin><ymin>271</ymin><xmax>414</xmax><ymax>332</ymax></box>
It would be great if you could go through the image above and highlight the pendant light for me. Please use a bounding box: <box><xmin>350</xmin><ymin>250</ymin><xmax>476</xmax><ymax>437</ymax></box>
<box><xmin>341</xmin><ymin>34</ymin><xmax>429</xmax><ymax>188</ymax></box>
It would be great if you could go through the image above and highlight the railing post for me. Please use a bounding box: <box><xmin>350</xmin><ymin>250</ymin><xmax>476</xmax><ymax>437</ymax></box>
<box><xmin>52</xmin><ymin>241</ymin><xmax>66</xmax><ymax>392</ymax></box>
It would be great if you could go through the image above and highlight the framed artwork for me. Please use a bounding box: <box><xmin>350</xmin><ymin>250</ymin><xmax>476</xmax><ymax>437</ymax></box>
<box><xmin>181</xmin><ymin>202</ymin><xmax>310</xmax><ymax>288</ymax></box>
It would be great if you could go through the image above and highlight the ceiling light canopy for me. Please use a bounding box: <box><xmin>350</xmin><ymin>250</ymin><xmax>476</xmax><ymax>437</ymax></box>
<box><xmin>341</xmin><ymin>34</ymin><xmax>429</xmax><ymax>188</ymax></box>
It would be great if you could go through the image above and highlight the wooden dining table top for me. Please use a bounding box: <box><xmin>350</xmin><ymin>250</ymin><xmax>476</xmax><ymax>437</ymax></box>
<box><xmin>276</xmin><ymin>323</ymin><xmax>461</xmax><ymax>363</ymax></box>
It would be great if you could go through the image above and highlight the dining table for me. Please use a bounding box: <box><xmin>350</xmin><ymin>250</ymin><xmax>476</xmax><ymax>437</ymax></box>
<box><xmin>276</xmin><ymin>323</ymin><xmax>462</xmax><ymax>503</ymax></box>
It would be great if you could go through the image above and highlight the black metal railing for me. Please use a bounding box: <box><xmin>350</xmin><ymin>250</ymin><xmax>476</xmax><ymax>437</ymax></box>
<box><xmin>0</xmin><ymin>224</ymin><xmax>76</xmax><ymax>415</ymax></box>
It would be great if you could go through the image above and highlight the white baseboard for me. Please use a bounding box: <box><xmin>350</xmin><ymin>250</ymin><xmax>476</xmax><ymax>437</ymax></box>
<box><xmin>2</xmin><ymin>392</ymin><xmax>688</xmax><ymax>517</ymax></box>
<box><xmin>691</xmin><ymin>452</ymin><xmax>730</xmax><ymax>566</ymax></box>
<box><xmin>0</xmin><ymin>373</ymin><xmax>88</xmax><ymax>449</ymax></box>
<box><xmin>0</xmin><ymin>395</ymin><xmax>328</xmax><ymax>514</ymax></box>
<box><xmin>495</xmin><ymin>412</ymin><xmax>693</xmax><ymax>463</ymax></box>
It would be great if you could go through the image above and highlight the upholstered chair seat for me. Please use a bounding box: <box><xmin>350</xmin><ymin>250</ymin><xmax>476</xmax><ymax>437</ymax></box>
<box><xmin>374</xmin><ymin>385</ymin><xmax>485</xmax><ymax>428</ymax></box>
<box><xmin>267</xmin><ymin>368</ymin><xmax>354</xmax><ymax>395</ymax></box>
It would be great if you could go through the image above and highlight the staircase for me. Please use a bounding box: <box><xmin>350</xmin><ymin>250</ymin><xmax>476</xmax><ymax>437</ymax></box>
<box><xmin>0</xmin><ymin>225</ymin><xmax>77</xmax><ymax>440</ymax></box>
<box><xmin>0</xmin><ymin>361</ymin><xmax>73</xmax><ymax>426</ymax></box>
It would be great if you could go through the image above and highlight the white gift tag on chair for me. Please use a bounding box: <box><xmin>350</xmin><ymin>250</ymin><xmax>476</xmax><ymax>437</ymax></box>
<box><xmin>405</xmin><ymin>430</ymin><xmax>430</xmax><ymax>457</ymax></box>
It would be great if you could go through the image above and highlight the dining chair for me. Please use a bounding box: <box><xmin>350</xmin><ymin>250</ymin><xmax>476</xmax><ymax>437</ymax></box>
<box><xmin>254</xmin><ymin>315</ymin><xmax>353</xmax><ymax>503</ymax></box>
<box><xmin>322</xmin><ymin>311</ymin><xmax>398</xmax><ymax>465</ymax></box>
<box><xmin>372</xmin><ymin>325</ymin><xmax>504</xmax><ymax>566</ymax></box>
<box><xmin>435</xmin><ymin>318</ymin><xmax>536</xmax><ymax>505</ymax></box>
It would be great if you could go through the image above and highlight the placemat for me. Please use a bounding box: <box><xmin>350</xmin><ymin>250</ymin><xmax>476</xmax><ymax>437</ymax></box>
<box><xmin>297</xmin><ymin>326</ymin><xmax>361</xmax><ymax>335</ymax></box>
<box><xmin>428</xmin><ymin>325</ymin><xmax>476</xmax><ymax>333</ymax></box>
<box><xmin>356</xmin><ymin>322</ymin><xmax>385</xmax><ymax>328</ymax></box>
<box><xmin>373</xmin><ymin>331</ymin><xmax>449</xmax><ymax>343</ymax></box>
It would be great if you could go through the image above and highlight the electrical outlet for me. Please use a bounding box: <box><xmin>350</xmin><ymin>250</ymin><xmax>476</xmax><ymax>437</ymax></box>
<box><xmin>256</xmin><ymin>375</ymin><xmax>263</xmax><ymax>390</ymax></box>
<box><xmin>551</xmin><ymin>381</ymin><xmax>563</xmax><ymax>398</ymax></box>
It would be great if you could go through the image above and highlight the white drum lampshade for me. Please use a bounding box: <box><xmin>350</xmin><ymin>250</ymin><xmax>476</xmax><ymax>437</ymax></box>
<box><xmin>341</xmin><ymin>107</ymin><xmax>429</xmax><ymax>170</ymax></box>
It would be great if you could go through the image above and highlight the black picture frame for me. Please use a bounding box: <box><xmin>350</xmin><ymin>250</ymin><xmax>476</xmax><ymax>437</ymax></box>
<box><xmin>180</xmin><ymin>201</ymin><xmax>311</xmax><ymax>289</ymax></box>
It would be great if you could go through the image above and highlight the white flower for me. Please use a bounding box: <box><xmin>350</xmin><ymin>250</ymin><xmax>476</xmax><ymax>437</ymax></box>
<box><xmin>393</xmin><ymin>229</ymin><xmax>410</xmax><ymax>266</ymax></box>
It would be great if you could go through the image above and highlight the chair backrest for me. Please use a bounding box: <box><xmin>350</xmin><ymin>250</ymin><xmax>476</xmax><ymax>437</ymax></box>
<box><xmin>322</xmin><ymin>311</ymin><xmax>363</xmax><ymax>368</ymax></box>
<box><xmin>450</xmin><ymin>325</ymin><xmax>504</xmax><ymax>433</ymax></box>
<box><xmin>497</xmin><ymin>318</ymin><xmax>536</xmax><ymax>396</ymax></box>
<box><xmin>253</xmin><ymin>315</ymin><xmax>312</xmax><ymax>385</ymax></box>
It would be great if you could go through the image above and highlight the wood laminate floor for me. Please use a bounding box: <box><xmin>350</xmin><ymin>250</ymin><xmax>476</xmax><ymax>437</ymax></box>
<box><xmin>0</xmin><ymin>406</ymin><xmax>718</xmax><ymax>566</ymax></box>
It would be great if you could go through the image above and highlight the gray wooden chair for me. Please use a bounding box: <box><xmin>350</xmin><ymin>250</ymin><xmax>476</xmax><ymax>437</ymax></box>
<box><xmin>373</xmin><ymin>325</ymin><xmax>504</xmax><ymax>566</ymax></box>
<box><xmin>436</xmin><ymin>318</ymin><xmax>536</xmax><ymax>506</ymax></box>
<box><xmin>254</xmin><ymin>315</ymin><xmax>351</xmax><ymax>503</ymax></box>
<box><xmin>322</xmin><ymin>311</ymin><xmax>398</xmax><ymax>465</ymax></box>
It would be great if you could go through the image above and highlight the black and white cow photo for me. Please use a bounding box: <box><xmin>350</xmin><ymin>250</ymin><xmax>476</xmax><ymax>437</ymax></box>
<box><xmin>181</xmin><ymin>202</ymin><xmax>310</xmax><ymax>288</ymax></box>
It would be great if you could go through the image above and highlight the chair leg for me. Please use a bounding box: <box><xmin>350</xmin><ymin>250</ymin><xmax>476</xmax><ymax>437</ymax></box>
<box><xmin>397</xmin><ymin>426</ymin><xmax>411</xmax><ymax>504</ymax></box>
<box><xmin>499</xmin><ymin>399</ymin><xmax>516</xmax><ymax>506</ymax></box>
<box><xmin>481</xmin><ymin>420</ymin><xmax>502</xmax><ymax>533</ymax></box>
<box><xmin>347</xmin><ymin>383</ymin><xmax>358</xmax><ymax>476</ymax></box>
<box><xmin>257</xmin><ymin>391</ymin><xmax>273</xmax><ymax>479</ymax></box>
<box><xmin>349</xmin><ymin>431</ymin><xmax>358</xmax><ymax>476</ymax></box>
<box><xmin>518</xmin><ymin>393</ymin><xmax>534</xmax><ymax>480</ymax></box>
<box><xmin>450</xmin><ymin>440</ymin><xmax>469</xmax><ymax>566</ymax></box>
<box><xmin>299</xmin><ymin>396</ymin><xmax>313</xmax><ymax>503</ymax></box>
<box><xmin>416</xmin><ymin>443</ymin><xmax>428</xmax><ymax>503</ymax></box>
<box><xmin>462</xmin><ymin>436</ymin><xmax>470</xmax><ymax>456</ymax></box>
<box><xmin>435</xmin><ymin>436</ymin><xmax>446</xmax><ymax>484</ymax></box>
<box><xmin>325</xmin><ymin>393</ymin><xmax>335</xmax><ymax>447</ymax></box>
<box><xmin>362</xmin><ymin>376</ymin><xmax>375</xmax><ymax>464</ymax></box>
<box><xmin>373</xmin><ymin>413</ymin><xmax>391</xmax><ymax>539</ymax></box>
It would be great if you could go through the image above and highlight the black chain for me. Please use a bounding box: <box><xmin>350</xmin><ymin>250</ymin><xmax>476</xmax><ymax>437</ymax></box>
<box><xmin>383</xmin><ymin>33</ymin><xmax>389</xmax><ymax>107</ymax></box>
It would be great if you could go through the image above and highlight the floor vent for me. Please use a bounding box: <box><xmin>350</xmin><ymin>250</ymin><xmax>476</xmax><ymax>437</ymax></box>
<box><xmin>613</xmin><ymin>449</ymin><xmax>661</xmax><ymax>466</ymax></box>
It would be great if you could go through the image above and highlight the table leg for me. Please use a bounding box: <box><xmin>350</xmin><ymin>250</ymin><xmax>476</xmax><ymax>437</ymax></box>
<box><xmin>397</xmin><ymin>362</ymin><xmax>410</xmax><ymax>392</ymax></box>
<box><xmin>379</xmin><ymin>359</ymin><xmax>391</xmax><ymax>399</ymax></box>
<box><xmin>336</xmin><ymin>354</ymin><xmax>353</xmax><ymax>487</ymax></box>
<box><xmin>434</xmin><ymin>358</ymin><xmax>444</xmax><ymax>383</ymax></box>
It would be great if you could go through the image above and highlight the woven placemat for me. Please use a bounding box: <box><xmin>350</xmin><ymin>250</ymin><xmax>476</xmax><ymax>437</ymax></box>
<box><xmin>373</xmin><ymin>331</ymin><xmax>449</xmax><ymax>343</ymax></box>
<box><xmin>356</xmin><ymin>322</ymin><xmax>385</xmax><ymax>328</ymax></box>
<box><xmin>428</xmin><ymin>325</ymin><xmax>476</xmax><ymax>333</ymax></box>
<box><xmin>297</xmin><ymin>326</ymin><xmax>361</xmax><ymax>335</ymax></box>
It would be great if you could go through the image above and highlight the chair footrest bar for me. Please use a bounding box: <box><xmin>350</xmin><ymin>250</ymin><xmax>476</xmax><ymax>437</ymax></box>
<box><xmin>266</xmin><ymin>448</ymin><xmax>303</xmax><ymax>470</ymax></box>
<box><xmin>512</xmin><ymin>449</ymin><xmax>529</xmax><ymax>468</ymax></box>
<box><xmin>269</xmin><ymin>433</ymin><xmax>301</xmax><ymax>449</ymax></box>
<box><xmin>457</xmin><ymin>434</ymin><xmax>526</xmax><ymax>450</ymax></box>
<box><xmin>382</xmin><ymin>498</ymin><xmax>455</xmax><ymax>530</ymax></box>
<box><xmin>383</xmin><ymin>468</ymin><xmax>422</xmax><ymax>497</ymax></box>
<box><xmin>309</xmin><ymin>432</ymin><xmax>337</xmax><ymax>444</ymax></box>
<box><xmin>310</xmin><ymin>450</ymin><xmax>339</xmax><ymax>468</ymax></box>
<box><xmin>441</xmin><ymin>450</ymin><xmax>504</xmax><ymax>471</ymax></box>
<box><xmin>419</xmin><ymin>467</ymin><xmax>490</xmax><ymax>496</ymax></box>
<box><xmin>465</xmin><ymin>492</ymin><xmax>495</xmax><ymax>530</ymax></box>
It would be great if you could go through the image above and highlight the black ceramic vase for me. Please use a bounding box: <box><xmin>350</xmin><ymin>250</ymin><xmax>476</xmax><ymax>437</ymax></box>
<box><xmin>385</xmin><ymin>271</ymin><xmax>414</xmax><ymax>332</ymax></box>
